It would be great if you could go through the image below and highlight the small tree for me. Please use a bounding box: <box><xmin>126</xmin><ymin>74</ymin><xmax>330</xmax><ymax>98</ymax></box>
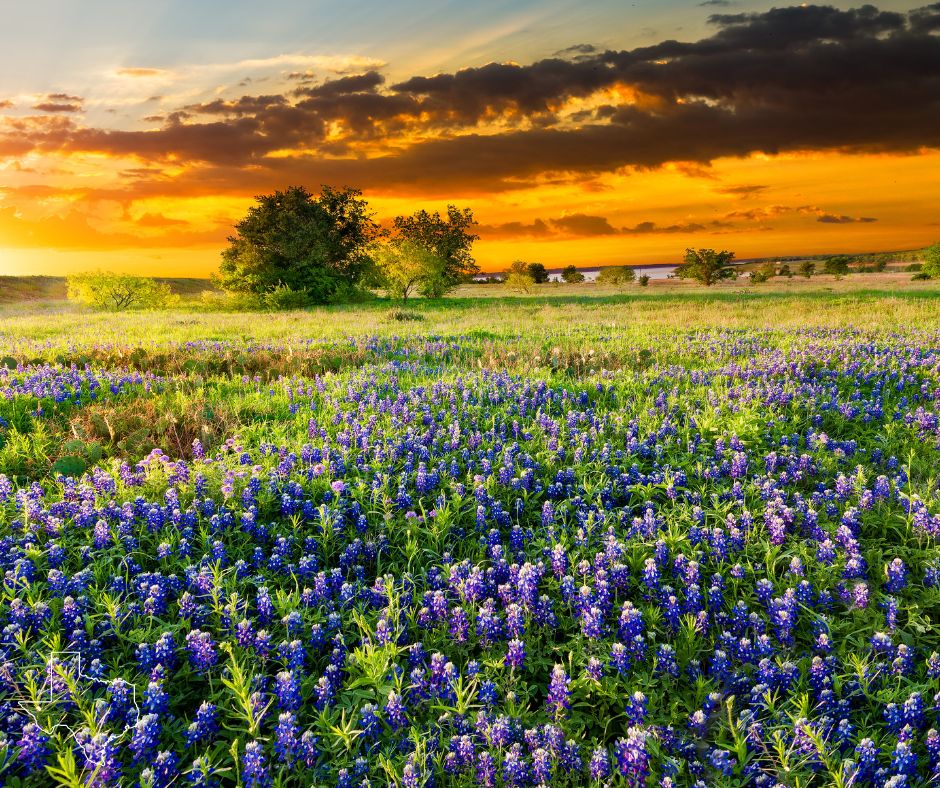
<box><xmin>67</xmin><ymin>272</ymin><xmax>176</xmax><ymax>310</ymax></box>
<box><xmin>778</xmin><ymin>263</ymin><xmax>792</xmax><ymax>278</ymax></box>
<box><xmin>676</xmin><ymin>248</ymin><xmax>736</xmax><ymax>286</ymax></box>
<box><xmin>759</xmin><ymin>261</ymin><xmax>777</xmax><ymax>280</ymax></box>
<box><xmin>923</xmin><ymin>242</ymin><xmax>940</xmax><ymax>278</ymax></box>
<box><xmin>504</xmin><ymin>261</ymin><xmax>536</xmax><ymax>293</ymax></box>
<box><xmin>638</xmin><ymin>274</ymin><xmax>650</xmax><ymax>287</ymax></box>
<box><xmin>561</xmin><ymin>265</ymin><xmax>585</xmax><ymax>283</ymax></box>
<box><xmin>372</xmin><ymin>240</ymin><xmax>447</xmax><ymax>301</ymax></box>
<box><xmin>597</xmin><ymin>266</ymin><xmax>636</xmax><ymax>288</ymax></box>
<box><xmin>526</xmin><ymin>262</ymin><xmax>549</xmax><ymax>284</ymax></box>
<box><xmin>392</xmin><ymin>206</ymin><xmax>479</xmax><ymax>297</ymax></box>
<box><xmin>823</xmin><ymin>255</ymin><xmax>851</xmax><ymax>279</ymax></box>
<box><xmin>799</xmin><ymin>261</ymin><xmax>816</xmax><ymax>278</ymax></box>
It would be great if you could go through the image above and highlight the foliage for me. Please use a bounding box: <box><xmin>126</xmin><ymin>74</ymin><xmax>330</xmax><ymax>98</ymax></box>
<box><xmin>561</xmin><ymin>265</ymin><xmax>585</xmax><ymax>283</ymax></box>
<box><xmin>778</xmin><ymin>263</ymin><xmax>792</xmax><ymax>277</ymax></box>
<box><xmin>504</xmin><ymin>260</ymin><xmax>536</xmax><ymax>292</ymax></box>
<box><xmin>638</xmin><ymin>274</ymin><xmax>650</xmax><ymax>287</ymax></box>
<box><xmin>392</xmin><ymin>205</ymin><xmax>479</xmax><ymax>296</ymax></box>
<box><xmin>66</xmin><ymin>272</ymin><xmax>177</xmax><ymax>311</ymax></box>
<box><xmin>824</xmin><ymin>255</ymin><xmax>852</xmax><ymax>279</ymax></box>
<box><xmin>526</xmin><ymin>262</ymin><xmax>549</xmax><ymax>284</ymax></box>
<box><xmin>676</xmin><ymin>248</ymin><xmax>737</xmax><ymax>286</ymax></box>
<box><xmin>372</xmin><ymin>239</ymin><xmax>448</xmax><ymax>301</ymax></box>
<box><xmin>218</xmin><ymin>185</ymin><xmax>380</xmax><ymax>303</ymax></box>
<box><xmin>597</xmin><ymin>265</ymin><xmax>636</xmax><ymax>287</ymax></box>
<box><xmin>799</xmin><ymin>260</ymin><xmax>817</xmax><ymax>278</ymax></box>
<box><xmin>0</xmin><ymin>324</ymin><xmax>939</xmax><ymax>787</ymax></box>
<box><xmin>923</xmin><ymin>242</ymin><xmax>940</xmax><ymax>278</ymax></box>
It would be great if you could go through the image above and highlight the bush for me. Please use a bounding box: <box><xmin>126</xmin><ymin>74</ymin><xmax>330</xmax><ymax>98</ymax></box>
<box><xmin>67</xmin><ymin>272</ymin><xmax>178</xmax><ymax>311</ymax></box>
<box><xmin>387</xmin><ymin>309</ymin><xmax>425</xmax><ymax>322</ymax></box>
<box><xmin>923</xmin><ymin>242</ymin><xmax>940</xmax><ymax>278</ymax></box>
<box><xmin>912</xmin><ymin>271</ymin><xmax>931</xmax><ymax>281</ymax></box>
<box><xmin>638</xmin><ymin>275</ymin><xmax>650</xmax><ymax>287</ymax></box>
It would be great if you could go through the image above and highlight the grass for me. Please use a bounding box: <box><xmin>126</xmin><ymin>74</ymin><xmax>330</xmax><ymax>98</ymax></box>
<box><xmin>0</xmin><ymin>273</ymin><xmax>938</xmax><ymax>348</ymax></box>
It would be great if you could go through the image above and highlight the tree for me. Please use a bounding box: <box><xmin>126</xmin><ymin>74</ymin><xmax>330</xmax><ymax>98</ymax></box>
<box><xmin>823</xmin><ymin>255</ymin><xmax>851</xmax><ymax>279</ymax></box>
<box><xmin>638</xmin><ymin>274</ymin><xmax>650</xmax><ymax>287</ymax></box>
<box><xmin>526</xmin><ymin>262</ymin><xmax>549</xmax><ymax>284</ymax></box>
<box><xmin>561</xmin><ymin>265</ymin><xmax>585</xmax><ymax>283</ymax></box>
<box><xmin>923</xmin><ymin>242</ymin><xmax>940</xmax><ymax>278</ymax></box>
<box><xmin>759</xmin><ymin>261</ymin><xmax>777</xmax><ymax>280</ymax></box>
<box><xmin>504</xmin><ymin>261</ymin><xmax>536</xmax><ymax>292</ymax></box>
<box><xmin>66</xmin><ymin>272</ymin><xmax>177</xmax><ymax>310</ymax></box>
<box><xmin>597</xmin><ymin>265</ymin><xmax>636</xmax><ymax>288</ymax></box>
<box><xmin>372</xmin><ymin>239</ymin><xmax>447</xmax><ymax>301</ymax></box>
<box><xmin>799</xmin><ymin>261</ymin><xmax>816</xmax><ymax>278</ymax></box>
<box><xmin>219</xmin><ymin>185</ymin><xmax>380</xmax><ymax>303</ymax></box>
<box><xmin>392</xmin><ymin>206</ymin><xmax>479</xmax><ymax>297</ymax></box>
<box><xmin>676</xmin><ymin>248</ymin><xmax>736</xmax><ymax>286</ymax></box>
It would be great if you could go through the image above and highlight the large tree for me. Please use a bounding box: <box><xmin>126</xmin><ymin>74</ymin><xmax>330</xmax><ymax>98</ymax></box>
<box><xmin>676</xmin><ymin>248</ymin><xmax>736</xmax><ymax>286</ymax></box>
<box><xmin>219</xmin><ymin>185</ymin><xmax>380</xmax><ymax>302</ymax></box>
<box><xmin>392</xmin><ymin>206</ymin><xmax>479</xmax><ymax>296</ymax></box>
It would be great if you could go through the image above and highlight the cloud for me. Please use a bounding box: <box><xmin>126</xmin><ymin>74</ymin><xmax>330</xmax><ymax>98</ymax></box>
<box><xmin>116</xmin><ymin>68</ymin><xmax>172</xmax><ymax>78</ymax></box>
<box><xmin>295</xmin><ymin>71</ymin><xmax>385</xmax><ymax>97</ymax></box>
<box><xmin>480</xmin><ymin>213</ymin><xmax>710</xmax><ymax>239</ymax></box>
<box><xmin>0</xmin><ymin>4</ymin><xmax>936</xmax><ymax>200</ymax></box>
<box><xmin>32</xmin><ymin>93</ymin><xmax>84</xmax><ymax>113</ymax></box>
<box><xmin>717</xmin><ymin>184</ymin><xmax>768</xmax><ymax>197</ymax></box>
<box><xmin>550</xmin><ymin>213</ymin><xmax>619</xmax><ymax>236</ymax></box>
<box><xmin>816</xmin><ymin>213</ymin><xmax>878</xmax><ymax>224</ymax></box>
<box><xmin>0</xmin><ymin>100</ymin><xmax>12</xmax><ymax>110</ymax></box>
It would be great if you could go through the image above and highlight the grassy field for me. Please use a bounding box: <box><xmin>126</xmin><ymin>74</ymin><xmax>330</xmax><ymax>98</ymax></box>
<box><xmin>1</xmin><ymin>277</ymin><xmax>940</xmax><ymax>786</ymax></box>
<box><xmin>1</xmin><ymin>272</ymin><xmax>939</xmax><ymax>346</ymax></box>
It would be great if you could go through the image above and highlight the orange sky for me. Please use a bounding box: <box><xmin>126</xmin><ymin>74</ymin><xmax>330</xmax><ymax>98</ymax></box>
<box><xmin>1</xmin><ymin>1</ymin><xmax>937</xmax><ymax>276</ymax></box>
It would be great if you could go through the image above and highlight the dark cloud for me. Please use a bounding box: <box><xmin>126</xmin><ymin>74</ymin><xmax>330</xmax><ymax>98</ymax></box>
<box><xmin>551</xmin><ymin>213</ymin><xmax>619</xmax><ymax>236</ymax></box>
<box><xmin>699</xmin><ymin>1</ymin><xmax>733</xmax><ymax>6</ymax></box>
<box><xmin>481</xmin><ymin>214</ymin><xmax>710</xmax><ymax>239</ymax></box>
<box><xmin>294</xmin><ymin>71</ymin><xmax>385</xmax><ymax>97</ymax></box>
<box><xmin>2</xmin><ymin>3</ymin><xmax>937</xmax><ymax>195</ymax></box>
<box><xmin>717</xmin><ymin>184</ymin><xmax>768</xmax><ymax>197</ymax></box>
<box><xmin>32</xmin><ymin>102</ymin><xmax>83</xmax><ymax>113</ymax></box>
<box><xmin>816</xmin><ymin>213</ymin><xmax>878</xmax><ymax>224</ymax></box>
<box><xmin>0</xmin><ymin>100</ymin><xmax>13</xmax><ymax>110</ymax></box>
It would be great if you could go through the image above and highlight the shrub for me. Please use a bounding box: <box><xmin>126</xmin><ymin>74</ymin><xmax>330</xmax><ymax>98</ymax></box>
<box><xmin>638</xmin><ymin>275</ymin><xmax>650</xmax><ymax>287</ymax></box>
<box><xmin>923</xmin><ymin>242</ymin><xmax>940</xmax><ymax>278</ymax></box>
<box><xmin>67</xmin><ymin>272</ymin><xmax>177</xmax><ymax>311</ymax></box>
<box><xmin>386</xmin><ymin>309</ymin><xmax>425</xmax><ymax>322</ymax></box>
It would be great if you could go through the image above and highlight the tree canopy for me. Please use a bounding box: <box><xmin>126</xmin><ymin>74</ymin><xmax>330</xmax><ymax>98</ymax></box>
<box><xmin>219</xmin><ymin>185</ymin><xmax>380</xmax><ymax>302</ymax></box>
<box><xmin>526</xmin><ymin>262</ymin><xmax>549</xmax><ymax>284</ymax></box>
<box><xmin>392</xmin><ymin>206</ymin><xmax>479</xmax><ymax>296</ymax></box>
<box><xmin>504</xmin><ymin>261</ymin><xmax>536</xmax><ymax>292</ymax></box>
<box><xmin>676</xmin><ymin>248</ymin><xmax>736</xmax><ymax>286</ymax></box>
<box><xmin>561</xmin><ymin>265</ymin><xmax>584</xmax><ymax>283</ymax></box>
<box><xmin>923</xmin><ymin>242</ymin><xmax>940</xmax><ymax>278</ymax></box>
<box><xmin>597</xmin><ymin>265</ymin><xmax>636</xmax><ymax>287</ymax></box>
<box><xmin>823</xmin><ymin>255</ymin><xmax>852</xmax><ymax>278</ymax></box>
<box><xmin>372</xmin><ymin>240</ymin><xmax>448</xmax><ymax>301</ymax></box>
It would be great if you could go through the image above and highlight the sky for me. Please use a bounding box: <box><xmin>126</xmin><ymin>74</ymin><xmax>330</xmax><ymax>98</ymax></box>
<box><xmin>0</xmin><ymin>0</ymin><xmax>938</xmax><ymax>276</ymax></box>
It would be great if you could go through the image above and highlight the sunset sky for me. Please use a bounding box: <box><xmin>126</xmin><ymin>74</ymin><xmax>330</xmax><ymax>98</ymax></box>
<box><xmin>1</xmin><ymin>1</ymin><xmax>938</xmax><ymax>276</ymax></box>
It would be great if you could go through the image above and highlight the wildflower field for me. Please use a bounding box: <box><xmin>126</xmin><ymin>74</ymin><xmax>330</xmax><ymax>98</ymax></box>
<box><xmin>2</xmin><ymin>290</ymin><xmax>940</xmax><ymax>787</ymax></box>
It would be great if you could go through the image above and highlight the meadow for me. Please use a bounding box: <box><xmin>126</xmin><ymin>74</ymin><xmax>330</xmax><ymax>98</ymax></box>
<box><xmin>1</xmin><ymin>278</ymin><xmax>940</xmax><ymax>786</ymax></box>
